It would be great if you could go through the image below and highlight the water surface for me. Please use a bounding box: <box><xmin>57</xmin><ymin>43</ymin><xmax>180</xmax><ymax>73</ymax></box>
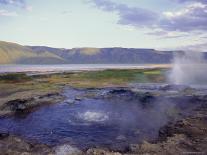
<box><xmin>0</xmin><ymin>87</ymin><xmax>198</xmax><ymax>151</ymax></box>
<box><xmin>0</xmin><ymin>64</ymin><xmax>168</xmax><ymax>74</ymax></box>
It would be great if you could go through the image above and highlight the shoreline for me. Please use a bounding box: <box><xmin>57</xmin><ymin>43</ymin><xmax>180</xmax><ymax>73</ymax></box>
<box><xmin>0</xmin><ymin>64</ymin><xmax>171</xmax><ymax>75</ymax></box>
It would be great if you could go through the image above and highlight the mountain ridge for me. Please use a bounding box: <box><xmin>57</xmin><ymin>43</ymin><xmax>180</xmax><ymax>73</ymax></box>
<box><xmin>0</xmin><ymin>40</ymin><xmax>206</xmax><ymax>64</ymax></box>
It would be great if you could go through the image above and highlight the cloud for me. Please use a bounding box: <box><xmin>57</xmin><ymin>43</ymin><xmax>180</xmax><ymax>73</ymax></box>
<box><xmin>61</xmin><ymin>10</ymin><xmax>72</xmax><ymax>15</ymax></box>
<box><xmin>176</xmin><ymin>42</ymin><xmax>207</xmax><ymax>52</ymax></box>
<box><xmin>174</xmin><ymin>0</ymin><xmax>207</xmax><ymax>4</ymax></box>
<box><xmin>25</xmin><ymin>5</ymin><xmax>33</xmax><ymax>11</ymax></box>
<box><xmin>0</xmin><ymin>0</ymin><xmax>32</xmax><ymax>11</ymax></box>
<box><xmin>160</xmin><ymin>2</ymin><xmax>207</xmax><ymax>32</ymax></box>
<box><xmin>0</xmin><ymin>9</ymin><xmax>18</xmax><ymax>16</ymax></box>
<box><xmin>90</xmin><ymin>0</ymin><xmax>207</xmax><ymax>33</ymax></box>
<box><xmin>146</xmin><ymin>29</ymin><xmax>189</xmax><ymax>39</ymax></box>
<box><xmin>0</xmin><ymin>0</ymin><xmax>25</xmax><ymax>6</ymax></box>
<box><xmin>91</xmin><ymin>0</ymin><xmax>158</xmax><ymax>27</ymax></box>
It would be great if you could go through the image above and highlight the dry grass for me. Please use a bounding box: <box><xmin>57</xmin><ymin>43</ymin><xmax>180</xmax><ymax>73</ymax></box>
<box><xmin>0</xmin><ymin>68</ymin><xmax>167</xmax><ymax>107</ymax></box>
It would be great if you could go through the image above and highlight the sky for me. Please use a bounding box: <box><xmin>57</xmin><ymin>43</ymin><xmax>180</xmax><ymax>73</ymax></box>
<box><xmin>0</xmin><ymin>0</ymin><xmax>207</xmax><ymax>51</ymax></box>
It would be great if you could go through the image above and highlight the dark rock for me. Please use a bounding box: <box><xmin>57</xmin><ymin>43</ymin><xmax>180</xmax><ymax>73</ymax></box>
<box><xmin>158</xmin><ymin>123</ymin><xmax>175</xmax><ymax>141</ymax></box>
<box><xmin>138</xmin><ymin>92</ymin><xmax>155</xmax><ymax>104</ymax></box>
<box><xmin>0</xmin><ymin>132</ymin><xmax>9</xmax><ymax>139</ymax></box>
<box><xmin>109</xmin><ymin>89</ymin><xmax>129</xmax><ymax>94</ymax></box>
<box><xmin>6</xmin><ymin>99</ymin><xmax>27</xmax><ymax>112</ymax></box>
<box><xmin>160</xmin><ymin>84</ymin><xmax>189</xmax><ymax>91</ymax></box>
<box><xmin>106</xmin><ymin>89</ymin><xmax>135</xmax><ymax>99</ymax></box>
<box><xmin>46</xmin><ymin>93</ymin><xmax>59</xmax><ymax>97</ymax></box>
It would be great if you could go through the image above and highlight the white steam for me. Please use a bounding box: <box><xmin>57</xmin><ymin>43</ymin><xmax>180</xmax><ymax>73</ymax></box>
<box><xmin>170</xmin><ymin>51</ymin><xmax>207</xmax><ymax>85</ymax></box>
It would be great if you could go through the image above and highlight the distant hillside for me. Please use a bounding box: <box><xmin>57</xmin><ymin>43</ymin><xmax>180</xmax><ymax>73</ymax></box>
<box><xmin>0</xmin><ymin>40</ymin><xmax>205</xmax><ymax>64</ymax></box>
<box><xmin>0</xmin><ymin>41</ymin><xmax>66</xmax><ymax>64</ymax></box>
<box><xmin>28</xmin><ymin>46</ymin><xmax>174</xmax><ymax>64</ymax></box>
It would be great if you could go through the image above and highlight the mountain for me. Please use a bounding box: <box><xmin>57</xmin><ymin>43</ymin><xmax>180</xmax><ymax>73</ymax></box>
<box><xmin>28</xmin><ymin>46</ymin><xmax>174</xmax><ymax>64</ymax></box>
<box><xmin>0</xmin><ymin>40</ymin><xmax>205</xmax><ymax>64</ymax></box>
<box><xmin>0</xmin><ymin>41</ymin><xmax>66</xmax><ymax>64</ymax></box>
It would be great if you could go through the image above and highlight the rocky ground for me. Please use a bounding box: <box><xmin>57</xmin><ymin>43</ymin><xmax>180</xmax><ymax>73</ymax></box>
<box><xmin>0</xmin><ymin>92</ymin><xmax>64</xmax><ymax>117</ymax></box>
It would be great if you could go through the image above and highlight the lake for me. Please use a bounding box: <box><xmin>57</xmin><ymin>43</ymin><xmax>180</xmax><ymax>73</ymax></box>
<box><xmin>0</xmin><ymin>64</ymin><xmax>169</xmax><ymax>74</ymax></box>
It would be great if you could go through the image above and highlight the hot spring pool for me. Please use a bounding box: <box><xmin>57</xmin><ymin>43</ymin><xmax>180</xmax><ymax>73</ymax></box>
<box><xmin>0</xmin><ymin>87</ymin><xmax>200</xmax><ymax>151</ymax></box>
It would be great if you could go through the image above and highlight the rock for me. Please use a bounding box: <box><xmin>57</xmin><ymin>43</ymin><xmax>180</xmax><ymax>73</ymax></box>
<box><xmin>137</xmin><ymin>141</ymin><xmax>160</xmax><ymax>154</ymax></box>
<box><xmin>129</xmin><ymin>144</ymin><xmax>139</xmax><ymax>153</ymax></box>
<box><xmin>160</xmin><ymin>84</ymin><xmax>189</xmax><ymax>91</ymax></box>
<box><xmin>1</xmin><ymin>93</ymin><xmax>64</xmax><ymax>116</ymax></box>
<box><xmin>86</xmin><ymin>148</ymin><xmax>122</xmax><ymax>155</ymax></box>
<box><xmin>0</xmin><ymin>131</ymin><xmax>9</xmax><ymax>139</ymax></box>
<box><xmin>137</xmin><ymin>92</ymin><xmax>155</xmax><ymax>106</ymax></box>
<box><xmin>55</xmin><ymin>144</ymin><xmax>83</xmax><ymax>155</ymax></box>
<box><xmin>109</xmin><ymin>89</ymin><xmax>129</xmax><ymax>94</ymax></box>
<box><xmin>0</xmin><ymin>135</ymin><xmax>54</xmax><ymax>155</ymax></box>
<box><xmin>6</xmin><ymin>99</ymin><xmax>27</xmax><ymax>112</ymax></box>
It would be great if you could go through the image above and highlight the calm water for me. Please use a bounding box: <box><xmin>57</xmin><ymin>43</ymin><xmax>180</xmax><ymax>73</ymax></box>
<box><xmin>0</xmin><ymin>64</ymin><xmax>166</xmax><ymax>74</ymax></box>
<box><xmin>0</xmin><ymin>87</ymin><xmax>199</xmax><ymax>151</ymax></box>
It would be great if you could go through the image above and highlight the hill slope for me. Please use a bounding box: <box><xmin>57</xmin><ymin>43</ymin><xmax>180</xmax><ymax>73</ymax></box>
<box><xmin>0</xmin><ymin>41</ymin><xmax>66</xmax><ymax>64</ymax></box>
<box><xmin>27</xmin><ymin>46</ymin><xmax>174</xmax><ymax>64</ymax></box>
<box><xmin>1</xmin><ymin>40</ymin><xmax>205</xmax><ymax>64</ymax></box>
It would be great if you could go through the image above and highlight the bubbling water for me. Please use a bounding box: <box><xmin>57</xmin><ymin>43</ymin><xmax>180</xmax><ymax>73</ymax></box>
<box><xmin>170</xmin><ymin>51</ymin><xmax>207</xmax><ymax>85</ymax></box>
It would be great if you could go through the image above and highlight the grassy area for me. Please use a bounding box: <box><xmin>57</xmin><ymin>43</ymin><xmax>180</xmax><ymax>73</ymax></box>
<box><xmin>0</xmin><ymin>73</ymin><xmax>32</xmax><ymax>82</ymax></box>
<box><xmin>39</xmin><ymin>68</ymin><xmax>167</xmax><ymax>88</ymax></box>
<box><xmin>0</xmin><ymin>68</ymin><xmax>167</xmax><ymax>88</ymax></box>
<box><xmin>0</xmin><ymin>68</ymin><xmax>167</xmax><ymax>107</ymax></box>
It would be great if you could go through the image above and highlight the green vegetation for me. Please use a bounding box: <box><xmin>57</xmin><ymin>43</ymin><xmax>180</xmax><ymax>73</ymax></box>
<box><xmin>0</xmin><ymin>68</ymin><xmax>166</xmax><ymax>88</ymax></box>
<box><xmin>77</xmin><ymin>48</ymin><xmax>100</xmax><ymax>55</ymax></box>
<box><xmin>0</xmin><ymin>73</ymin><xmax>32</xmax><ymax>82</ymax></box>
<box><xmin>38</xmin><ymin>68</ymin><xmax>166</xmax><ymax>88</ymax></box>
<box><xmin>0</xmin><ymin>69</ymin><xmax>167</xmax><ymax>108</ymax></box>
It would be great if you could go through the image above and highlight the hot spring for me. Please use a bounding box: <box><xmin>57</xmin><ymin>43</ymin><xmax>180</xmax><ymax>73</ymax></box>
<box><xmin>0</xmin><ymin>87</ymin><xmax>203</xmax><ymax>151</ymax></box>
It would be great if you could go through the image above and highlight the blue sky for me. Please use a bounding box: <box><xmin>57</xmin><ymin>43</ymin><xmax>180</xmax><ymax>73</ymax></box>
<box><xmin>0</xmin><ymin>0</ymin><xmax>207</xmax><ymax>51</ymax></box>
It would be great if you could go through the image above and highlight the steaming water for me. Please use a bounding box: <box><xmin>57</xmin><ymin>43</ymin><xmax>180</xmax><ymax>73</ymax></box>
<box><xmin>78</xmin><ymin>111</ymin><xmax>109</xmax><ymax>122</ymax></box>
<box><xmin>170</xmin><ymin>51</ymin><xmax>207</xmax><ymax>85</ymax></box>
<box><xmin>0</xmin><ymin>88</ymin><xmax>200</xmax><ymax>151</ymax></box>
